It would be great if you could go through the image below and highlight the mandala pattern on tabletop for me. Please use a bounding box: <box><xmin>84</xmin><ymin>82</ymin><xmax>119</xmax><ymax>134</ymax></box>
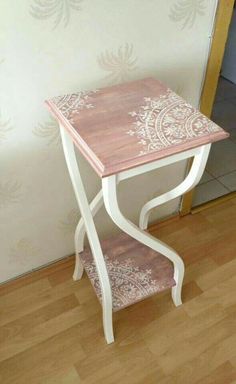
<box><xmin>51</xmin><ymin>90</ymin><xmax>98</xmax><ymax>123</ymax></box>
<box><xmin>127</xmin><ymin>90</ymin><xmax>221</xmax><ymax>156</ymax></box>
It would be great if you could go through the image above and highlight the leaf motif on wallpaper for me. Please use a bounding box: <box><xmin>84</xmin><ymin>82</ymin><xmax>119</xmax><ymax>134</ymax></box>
<box><xmin>32</xmin><ymin>117</ymin><xmax>60</xmax><ymax>146</ymax></box>
<box><xmin>9</xmin><ymin>238</ymin><xmax>40</xmax><ymax>266</ymax></box>
<box><xmin>97</xmin><ymin>43</ymin><xmax>138</xmax><ymax>84</ymax></box>
<box><xmin>169</xmin><ymin>0</ymin><xmax>206</xmax><ymax>29</ymax></box>
<box><xmin>29</xmin><ymin>0</ymin><xmax>83</xmax><ymax>28</ymax></box>
<box><xmin>0</xmin><ymin>112</ymin><xmax>12</xmax><ymax>144</ymax></box>
<box><xmin>0</xmin><ymin>180</ymin><xmax>22</xmax><ymax>208</ymax></box>
<box><xmin>58</xmin><ymin>208</ymin><xmax>79</xmax><ymax>235</ymax></box>
<box><xmin>174</xmin><ymin>84</ymin><xmax>184</xmax><ymax>96</ymax></box>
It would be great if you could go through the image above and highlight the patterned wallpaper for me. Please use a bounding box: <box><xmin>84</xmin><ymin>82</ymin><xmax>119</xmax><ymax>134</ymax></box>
<box><xmin>0</xmin><ymin>0</ymin><xmax>218</xmax><ymax>283</ymax></box>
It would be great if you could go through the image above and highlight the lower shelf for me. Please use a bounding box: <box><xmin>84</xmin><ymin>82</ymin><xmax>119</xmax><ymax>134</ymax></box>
<box><xmin>80</xmin><ymin>232</ymin><xmax>175</xmax><ymax>312</ymax></box>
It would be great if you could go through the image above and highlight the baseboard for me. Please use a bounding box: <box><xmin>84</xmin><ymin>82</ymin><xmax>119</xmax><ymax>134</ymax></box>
<box><xmin>148</xmin><ymin>213</ymin><xmax>180</xmax><ymax>233</ymax></box>
<box><xmin>191</xmin><ymin>191</ymin><xmax>236</xmax><ymax>214</ymax></box>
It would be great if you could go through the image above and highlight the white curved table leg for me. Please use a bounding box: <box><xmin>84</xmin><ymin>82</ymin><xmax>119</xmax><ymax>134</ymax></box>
<box><xmin>74</xmin><ymin>189</ymin><xmax>103</xmax><ymax>280</ymax></box>
<box><xmin>102</xmin><ymin>175</ymin><xmax>185</xmax><ymax>307</ymax></box>
<box><xmin>139</xmin><ymin>144</ymin><xmax>211</xmax><ymax>230</ymax></box>
<box><xmin>60</xmin><ymin>126</ymin><xmax>114</xmax><ymax>344</ymax></box>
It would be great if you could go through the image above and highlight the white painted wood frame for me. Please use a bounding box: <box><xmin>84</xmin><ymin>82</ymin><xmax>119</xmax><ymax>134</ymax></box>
<box><xmin>60</xmin><ymin>123</ymin><xmax>211</xmax><ymax>343</ymax></box>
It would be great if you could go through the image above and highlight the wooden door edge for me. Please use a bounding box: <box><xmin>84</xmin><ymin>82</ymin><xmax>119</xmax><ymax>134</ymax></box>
<box><xmin>180</xmin><ymin>0</ymin><xmax>235</xmax><ymax>216</ymax></box>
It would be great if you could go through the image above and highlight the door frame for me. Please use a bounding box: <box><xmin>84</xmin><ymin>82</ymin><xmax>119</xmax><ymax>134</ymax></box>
<box><xmin>181</xmin><ymin>0</ymin><xmax>235</xmax><ymax>216</ymax></box>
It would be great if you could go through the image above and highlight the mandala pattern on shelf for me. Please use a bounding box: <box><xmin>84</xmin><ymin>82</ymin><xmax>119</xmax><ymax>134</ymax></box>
<box><xmin>127</xmin><ymin>90</ymin><xmax>221</xmax><ymax>156</ymax></box>
<box><xmin>81</xmin><ymin>254</ymin><xmax>173</xmax><ymax>311</ymax></box>
<box><xmin>51</xmin><ymin>90</ymin><xmax>98</xmax><ymax>123</ymax></box>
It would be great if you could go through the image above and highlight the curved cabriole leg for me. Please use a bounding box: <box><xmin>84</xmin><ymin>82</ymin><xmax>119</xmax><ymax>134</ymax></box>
<box><xmin>73</xmin><ymin>216</ymin><xmax>86</xmax><ymax>280</ymax></box>
<box><xmin>60</xmin><ymin>126</ymin><xmax>114</xmax><ymax>344</ymax></box>
<box><xmin>102</xmin><ymin>174</ymin><xmax>185</xmax><ymax>307</ymax></box>
<box><xmin>73</xmin><ymin>190</ymin><xmax>104</xmax><ymax>281</ymax></box>
<box><xmin>139</xmin><ymin>144</ymin><xmax>211</xmax><ymax>230</ymax></box>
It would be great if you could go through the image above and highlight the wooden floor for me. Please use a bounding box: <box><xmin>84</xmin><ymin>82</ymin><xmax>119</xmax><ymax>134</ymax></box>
<box><xmin>1</xmin><ymin>197</ymin><xmax>236</xmax><ymax>384</ymax></box>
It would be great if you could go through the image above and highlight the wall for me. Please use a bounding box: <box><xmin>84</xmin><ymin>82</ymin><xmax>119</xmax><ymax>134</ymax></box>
<box><xmin>0</xmin><ymin>0</ymin><xmax>218</xmax><ymax>283</ymax></box>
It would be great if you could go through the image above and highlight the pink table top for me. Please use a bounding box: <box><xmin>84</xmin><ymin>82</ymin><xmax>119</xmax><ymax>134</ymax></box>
<box><xmin>46</xmin><ymin>77</ymin><xmax>229</xmax><ymax>177</ymax></box>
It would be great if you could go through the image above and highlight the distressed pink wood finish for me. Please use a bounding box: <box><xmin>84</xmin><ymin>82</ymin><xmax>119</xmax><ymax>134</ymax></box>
<box><xmin>80</xmin><ymin>232</ymin><xmax>175</xmax><ymax>312</ymax></box>
<box><xmin>46</xmin><ymin>77</ymin><xmax>229</xmax><ymax>177</ymax></box>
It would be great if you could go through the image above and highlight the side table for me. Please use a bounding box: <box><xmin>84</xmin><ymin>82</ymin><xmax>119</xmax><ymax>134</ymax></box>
<box><xmin>46</xmin><ymin>77</ymin><xmax>228</xmax><ymax>344</ymax></box>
